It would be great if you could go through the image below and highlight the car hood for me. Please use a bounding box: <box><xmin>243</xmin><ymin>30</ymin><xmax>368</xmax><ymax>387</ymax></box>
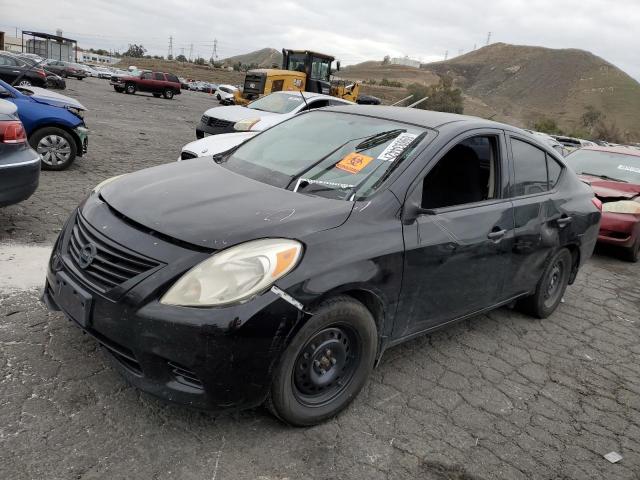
<box><xmin>203</xmin><ymin>105</ymin><xmax>278</xmax><ymax>122</ymax></box>
<box><xmin>20</xmin><ymin>87</ymin><xmax>86</xmax><ymax>110</ymax></box>
<box><xmin>182</xmin><ymin>131</ymin><xmax>258</xmax><ymax>158</ymax></box>
<box><xmin>579</xmin><ymin>175</ymin><xmax>640</xmax><ymax>200</ymax></box>
<box><xmin>100</xmin><ymin>157</ymin><xmax>354</xmax><ymax>248</ymax></box>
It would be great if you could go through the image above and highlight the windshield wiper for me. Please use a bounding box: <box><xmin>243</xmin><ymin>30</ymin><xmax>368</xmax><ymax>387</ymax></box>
<box><xmin>581</xmin><ymin>172</ymin><xmax>628</xmax><ymax>183</ymax></box>
<box><xmin>356</xmin><ymin>129</ymin><xmax>406</xmax><ymax>151</ymax></box>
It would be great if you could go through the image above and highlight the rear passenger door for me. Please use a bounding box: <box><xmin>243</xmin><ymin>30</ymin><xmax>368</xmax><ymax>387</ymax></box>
<box><xmin>503</xmin><ymin>135</ymin><xmax>570</xmax><ymax>298</ymax></box>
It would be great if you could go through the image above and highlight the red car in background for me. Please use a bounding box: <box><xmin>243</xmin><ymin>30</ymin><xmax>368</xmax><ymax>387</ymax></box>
<box><xmin>565</xmin><ymin>146</ymin><xmax>640</xmax><ymax>262</ymax></box>
<box><xmin>110</xmin><ymin>71</ymin><xmax>182</xmax><ymax>99</ymax></box>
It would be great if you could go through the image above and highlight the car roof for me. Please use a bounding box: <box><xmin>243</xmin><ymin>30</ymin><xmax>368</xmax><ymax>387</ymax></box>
<box><xmin>581</xmin><ymin>145</ymin><xmax>640</xmax><ymax>157</ymax></box>
<box><xmin>322</xmin><ymin>105</ymin><xmax>518</xmax><ymax>130</ymax></box>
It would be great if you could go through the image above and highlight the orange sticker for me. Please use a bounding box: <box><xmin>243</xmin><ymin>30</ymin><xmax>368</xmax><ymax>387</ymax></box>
<box><xmin>335</xmin><ymin>152</ymin><xmax>374</xmax><ymax>174</ymax></box>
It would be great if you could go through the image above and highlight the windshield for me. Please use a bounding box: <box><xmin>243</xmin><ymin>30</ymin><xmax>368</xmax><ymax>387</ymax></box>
<box><xmin>220</xmin><ymin>111</ymin><xmax>431</xmax><ymax>200</ymax></box>
<box><xmin>565</xmin><ymin>149</ymin><xmax>640</xmax><ymax>183</ymax></box>
<box><xmin>248</xmin><ymin>93</ymin><xmax>305</xmax><ymax>114</ymax></box>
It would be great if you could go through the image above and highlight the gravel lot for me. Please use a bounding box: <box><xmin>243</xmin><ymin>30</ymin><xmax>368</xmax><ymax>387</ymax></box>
<box><xmin>1</xmin><ymin>77</ymin><xmax>639</xmax><ymax>480</ymax></box>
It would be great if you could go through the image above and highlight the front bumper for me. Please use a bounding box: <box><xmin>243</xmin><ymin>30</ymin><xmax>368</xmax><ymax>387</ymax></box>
<box><xmin>42</xmin><ymin>207</ymin><xmax>304</xmax><ymax>411</ymax></box>
<box><xmin>0</xmin><ymin>152</ymin><xmax>40</xmax><ymax>207</ymax></box>
<box><xmin>598</xmin><ymin>212</ymin><xmax>640</xmax><ymax>248</ymax></box>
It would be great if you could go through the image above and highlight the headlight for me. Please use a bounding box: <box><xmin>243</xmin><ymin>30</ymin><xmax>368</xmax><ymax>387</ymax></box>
<box><xmin>234</xmin><ymin>118</ymin><xmax>260</xmax><ymax>131</ymax></box>
<box><xmin>161</xmin><ymin>238</ymin><xmax>303</xmax><ymax>307</ymax></box>
<box><xmin>602</xmin><ymin>200</ymin><xmax>640</xmax><ymax>214</ymax></box>
<box><xmin>92</xmin><ymin>175</ymin><xmax>125</xmax><ymax>195</ymax></box>
<box><xmin>66</xmin><ymin>106</ymin><xmax>85</xmax><ymax>119</ymax></box>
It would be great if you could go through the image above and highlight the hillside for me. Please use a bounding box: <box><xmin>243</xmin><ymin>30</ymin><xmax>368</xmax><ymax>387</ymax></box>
<box><xmin>115</xmin><ymin>57</ymin><xmax>245</xmax><ymax>84</ymax></box>
<box><xmin>343</xmin><ymin>43</ymin><xmax>640</xmax><ymax>140</ymax></box>
<box><xmin>221</xmin><ymin>48</ymin><xmax>283</xmax><ymax>68</ymax></box>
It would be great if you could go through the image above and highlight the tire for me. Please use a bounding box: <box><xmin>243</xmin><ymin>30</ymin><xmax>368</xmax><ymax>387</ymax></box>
<box><xmin>268</xmin><ymin>296</ymin><xmax>377</xmax><ymax>426</ymax></box>
<box><xmin>163</xmin><ymin>89</ymin><xmax>174</xmax><ymax>99</ymax></box>
<box><xmin>125</xmin><ymin>83</ymin><xmax>136</xmax><ymax>94</ymax></box>
<box><xmin>623</xmin><ymin>238</ymin><xmax>640</xmax><ymax>263</ymax></box>
<box><xmin>62</xmin><ymin>72</ymin><xmax>68</xmax><ymax>78</ymax></box>
<box><xmin>30</xmin><ymin>127</ymin><xmax>77</xmax><ymax>171</ymax></box>
<box><xmin>153</xmin><ymin>93</ymin><xmax>161</xmax><ymax>98</ymax></box>
<box><xmin>517</xmin><ymin>248</ymin><xmax>572</xmax><ymax>319</ymax></box>
<box><xmin>216</xmin><ymin>93</ymin><xmax>221</xmax><ymax>101</ymax></box>
<box><xmin>17</xmin><ymin>80</ymin><xmax>32</xmax><ymax>87</ymax></box>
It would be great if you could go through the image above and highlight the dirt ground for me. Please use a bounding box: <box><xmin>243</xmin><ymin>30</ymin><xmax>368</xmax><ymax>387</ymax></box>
<box><xmin>1</xmin><ymin>77</ymin><xmax>639</xmax><ymax>480</ymax></box>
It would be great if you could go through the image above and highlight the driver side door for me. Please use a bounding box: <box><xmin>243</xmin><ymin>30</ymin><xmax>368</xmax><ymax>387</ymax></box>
<box><xmin>394</xmin><ymin>130</ymin><xmax>515</xmax><ymax>338</ymax></box>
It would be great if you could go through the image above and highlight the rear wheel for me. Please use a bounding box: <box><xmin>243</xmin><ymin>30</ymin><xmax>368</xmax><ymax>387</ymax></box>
<box><xmin>268</xmin><ymin>296</ymin><xmax>377</xmax><ymax>426</ymax></box>
<box><xmin>30</xmin><ymin>127</ymin><xmax>77</xmax><ymax>171</ymax></box>
<box><xmin>17</xmin><ymin>80</ymin><xmax>32</xmax><ymax>86</ymax></box>
<box><xmin>125</xmin><ymin>83</ymin><xmax>136</xmax><ymax>94</ymax></box>
<box><xmin>517</xmin><ymin>248</ymin><xmax>572</xmax><ymax>319</ymax></box>
<box><xmin>163</xmin><ymin>89</ymin><xmax>174</xmax><ymax>99</ymax></box>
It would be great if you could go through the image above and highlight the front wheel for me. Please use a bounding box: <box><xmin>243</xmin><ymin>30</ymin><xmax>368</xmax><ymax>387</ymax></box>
<box><xmin>30</xmin><ymin>127</ymin><xmax>77</xmax><ymax>171</ymax></box>
<box><xmin>268</xmin><ymin>296</ymin><xmax>377</xmax><ymax>426</ymax></box>
<box><xmin>517</xmin><ymin>248</ymin><xmax>572</xmax><ymax>319</ymax></box>
<box><xmin>163</xmin><ymin>89</ymin><xmax>174</xmax><ymax>99</ymax></box>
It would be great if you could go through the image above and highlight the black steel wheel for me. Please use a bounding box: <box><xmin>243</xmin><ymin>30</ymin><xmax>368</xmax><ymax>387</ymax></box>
<box><xmin>268</xmin><ymin>296</ymin><xmax>377</xmax><ymax>426</ymax></box>
<box><xmin>518</xmin><ymin>248</ymin><xmax>572</xmax><ymax>318</ymax></box>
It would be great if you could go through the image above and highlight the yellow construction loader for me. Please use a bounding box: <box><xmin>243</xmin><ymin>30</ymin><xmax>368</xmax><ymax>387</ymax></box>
<box><xmin>233</xmin><ymin>49</ymin><xmax>360</xmax><ymax>105</ymax></box>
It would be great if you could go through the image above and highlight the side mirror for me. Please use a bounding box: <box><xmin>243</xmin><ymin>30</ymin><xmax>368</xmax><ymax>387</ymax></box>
<box><xmin>402</xmin><ymin>199</ymin><xmax>436</xmax><ymax>224</ymax></box>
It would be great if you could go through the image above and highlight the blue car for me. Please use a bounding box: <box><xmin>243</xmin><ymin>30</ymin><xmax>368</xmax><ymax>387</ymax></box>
<box><xmin>0</xmin><ymin>79</ymin><xmax>88</xmax><ymax>170</ymax></box>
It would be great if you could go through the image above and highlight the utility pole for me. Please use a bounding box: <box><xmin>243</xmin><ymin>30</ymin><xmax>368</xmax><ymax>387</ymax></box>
<box><xmin>486</xmin><ymin>31</ymin><xmax>492</xmax><ymax>45</ymax></box>
<box><xmin>210</xmin><ymin>38</ymin><xmax>218</xmax><ymax>65</ymax></box>
<box><xmin>444</xmin><ymin>50</ymin><xmax>448</xmax><ymax>61</ymax></box>
<box><xmin>168</xmin><ymin>36</ymin><xmax>173</xmax><ymax>59</ymax></box>
<box><xmin>188</xmin><ymin>43</ymin><xmax>193</xmax><ymax>61</ymax></box>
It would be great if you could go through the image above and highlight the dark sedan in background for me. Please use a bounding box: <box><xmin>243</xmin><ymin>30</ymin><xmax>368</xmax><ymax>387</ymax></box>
<box><xmin>43</xmin><ymin>60</ymin><xmax>87</xmax><ymax>80</ymax></box>
<box><xmin>565</xmin><ymin>145</ymin><xmax>640</xmax><ymax>261</ymax></box>
<box><xmin>43</xmin><ymin>106</ymin><xmax>600</xmax><ymax>426</ymax></box>
<box><xmin>0</xmin><ymin>99</ymin><xmax>40</xmax><ymax>207</ymax></box>
<box><xmin>0</xmin><ymin>52</ymin><xmax>48</xmax><ymax>87</ymax></box>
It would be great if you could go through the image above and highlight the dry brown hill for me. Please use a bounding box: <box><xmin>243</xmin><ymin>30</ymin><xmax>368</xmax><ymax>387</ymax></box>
<box><xmin>344</xmin><ymin>43</ymin><xmax>640</xmax><ymax>140</ymax></box>
<box><xmin>221</xmin><ymin>48</ymin><xmax>283</xmax><ymax>68</ymax></box>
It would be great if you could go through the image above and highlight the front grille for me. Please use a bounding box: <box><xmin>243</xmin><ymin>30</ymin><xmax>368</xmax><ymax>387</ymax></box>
<box><xmin>207</xmin><ymin>117</ymin><xmax>234</xmax><ymax>129</ymax></box>
<box><xmin>180</xmin><ymin>151</ymin><xmax>198</xmax><ymax>160</ymax></box>
<box><xmin>243</xmin><ymin>73</ymin><xmax>266</xmax><ymax>95</ymax></box>
<box><xmin>67</xmin><ymin>213</ymin><xmax>160</xmax><ymax>292</ymax></box>
<box><xmin>168</xmin><ymin>361</ymin><xmax>203</xmax><ymax>389</ymax></box>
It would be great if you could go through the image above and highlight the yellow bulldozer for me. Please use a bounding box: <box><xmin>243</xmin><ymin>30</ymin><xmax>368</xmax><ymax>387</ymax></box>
<box><xmin>232</xmin><ymin>49</ymin><xmax>360</xmax><ymax>105</ymax></box>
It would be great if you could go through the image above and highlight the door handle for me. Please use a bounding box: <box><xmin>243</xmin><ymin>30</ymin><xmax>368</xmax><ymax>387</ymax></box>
<box><xmin>487</xmin><ymin>228</ymin><xmax>507</xmax><ymax>240</ymax></box>
<box><xmin>557</xmin><ymin>216</ymin><xmax>573</xmax><ymax>227</ymax></box>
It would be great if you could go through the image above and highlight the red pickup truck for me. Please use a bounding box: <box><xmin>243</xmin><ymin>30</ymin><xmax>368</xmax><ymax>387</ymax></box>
<box><xmin>111</xmin><ymin>71</ymin><xmax>182</xmax><ymax>99</ymax></box>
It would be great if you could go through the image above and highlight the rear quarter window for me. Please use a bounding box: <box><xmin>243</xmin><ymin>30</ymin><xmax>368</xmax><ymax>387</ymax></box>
<box><xmin>166</xmin><ymin>74</ymin><xmax>179</xmax><ymax>83</ymax></box>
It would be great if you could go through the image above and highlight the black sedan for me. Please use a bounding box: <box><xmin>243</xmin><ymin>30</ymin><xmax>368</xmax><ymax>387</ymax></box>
<box><xmin>0</xmin><ymin>99</ymin><xmax>40</xmax><ymax>206</ymax></box>
<box><xmin>0</xmin><ymin>52</ymin><xmax>47</xmax><ymax>87</ymax></box>
<box><xmin>42</xmin><ymin>106</ymin><xmax>601</xmax><ymax>426</ymax></box>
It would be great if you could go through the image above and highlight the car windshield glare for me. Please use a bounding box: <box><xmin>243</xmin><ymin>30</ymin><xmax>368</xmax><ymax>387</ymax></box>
<box><xmin>220</xmin><ymin>111</ymin><xmax>431</xmax><ymax>201</ymax></box>
<box><xmin>565</xmin><ymin>149</ymin><xmax>640</xmax><ymax>183</ymax></box>
<box><xmin>248</xmin><ymin>93</ymin><xmax>305</xmax><ymax>114</ymax></box>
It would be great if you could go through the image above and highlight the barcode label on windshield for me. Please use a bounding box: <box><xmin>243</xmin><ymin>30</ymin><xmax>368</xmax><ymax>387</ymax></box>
<box><xmin>377</xmin><ymin>133</ymin><xmax>419</xmax><ymax>162</ymax></box>
<box><xmin>618</xmin><ymin>164</ymin><xmax>640</xmax><ymax>174</ymax></box>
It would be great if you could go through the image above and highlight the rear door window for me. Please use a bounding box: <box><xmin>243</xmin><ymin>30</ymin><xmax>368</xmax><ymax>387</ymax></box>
<box><xmin>511</xmin><ymin>138</ymin><xmax>550</xmax><ymax>196</ymax></box>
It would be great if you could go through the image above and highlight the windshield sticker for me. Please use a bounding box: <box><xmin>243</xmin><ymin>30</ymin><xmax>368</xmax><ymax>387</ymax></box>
<box><xmin>377</xmin><ymin>133</ymin><xmax>419</xmax><ymax>162</ymax></box>
<box><xmin>618</xmin><ymin>164</ymin><xmax>640</xmax><ymax>174</ymax></box>
<box><xmin>293</xmin><ymin>178</ymin><xmax>355</xmax><ymax>192</ymax></box>
<box><xmin>335</xmin><ymin>152</ymin><xmax>374</xmax><ymax>174</ymax></box>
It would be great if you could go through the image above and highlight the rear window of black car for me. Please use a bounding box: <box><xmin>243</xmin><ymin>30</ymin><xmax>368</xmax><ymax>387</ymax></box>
<box><xmin>220</xmin><ymin>111</ymin><xmax>432</xmax><ymax>201</ymax></box>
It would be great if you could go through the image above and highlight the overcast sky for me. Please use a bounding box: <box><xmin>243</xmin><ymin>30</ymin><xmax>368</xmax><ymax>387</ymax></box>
<box><xmin>3</xmin><ymin>0</ymin><xmax>640</xmax><ymax>79</ymax></box>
